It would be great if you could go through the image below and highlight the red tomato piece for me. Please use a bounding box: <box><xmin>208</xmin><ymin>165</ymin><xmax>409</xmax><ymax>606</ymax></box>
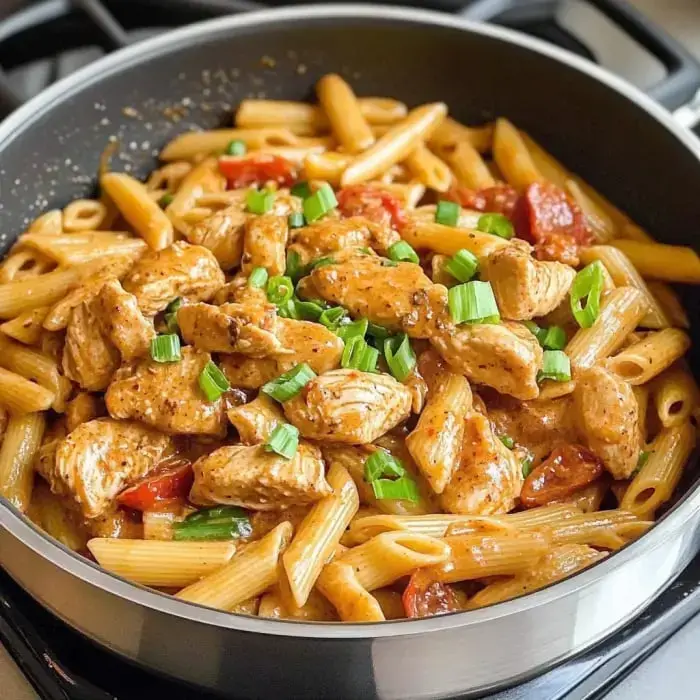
<box><xmin>336</xmin><ymin>185</ymin><xmax>407</xmax><ymax>230</ymax></box>
<box><xmin>447</xmin><ymin>183</ymin><xmax>520</xmax><ymax>221</ymax></box>
<box><xmin>403</xmin><ymin>569</ymin><xmax>461</xmax><ymax>618</ymax></box>
<box><xmin>520</xmin><ymin>443</ymin><xmax>604</xmax><ymax>508</ymax></box>
<box><xmin>218</xmin><ymin>154</ymin><xmax>296</xmax><ymax>189</ymax></box>
<box><xmin>117</xmin><ymin>459</ymin><xmax>193</xmax><ymax>511</ymax></box>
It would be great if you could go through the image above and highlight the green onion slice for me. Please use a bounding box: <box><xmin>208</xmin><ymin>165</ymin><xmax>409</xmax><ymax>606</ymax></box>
<box><xmin>336</xmin><ymin>318</ymin><xmax>368</xmax><ymax>344</ymax></box>
<box><xmin>291</xmin><ymin>181</ymin><xmax>312</xmax><ymax>199</ymax></box>
<box><xmin>570</xmin><ymin>261</ymin><xmax>605</xmax><ymax>329</ymax></box>
<box><xmin>444</xmin><ymin>249</ymin><xmax>479</xmax><ymax>283</ymax></box>
<box><xmin>295</xmin><ymin>299</ymin><xmax>326</xmax><ymax>321</ymax></box>
<box><xmin>286</xmin><ymin>250</ymin><xmax>309</xmax><ymax>282</ymax></box>
<box><xmin>499</xmin><ymin>435</ymin><xmax>515</xmax><ymax>449</ymax></box>
<box><xmin>448</xmin><ymin>280</ymin><xmax>500</xmax><ymax>325</ymax></box>
<box><xmin>288</xmin><ymin>212</ymin><xmax>305</xmax><ymax>229</ymax></box>
<box><xmin>341</xmin><ymin>336</ymin><xmax>379</xmax><ymax>372</ymax></box>
<box><xmin>303</xmin><ymin>183</ymin><xmax>337</xmax><ymax>223</ymax></box>
<box><xmin>163</xmin><ymin>297</ymin><xmax>183</xmax><ymax>335</ymax></box>
<box><xmin>637</xmin><ymin>450</ymin><xmax>652</xmax><ymax>470</ymax></box>
<box><xmin>435</xmin><ymin>200</ymin><xmax>460</xmax><ymax>227</ymax></box>
<box><xmin>521</xmin><ymin>456</ymin><xmax>534</xmax><ymax>478</ymax></box>
<box><xmin>364</xmin><ymin>451</ymin><xmax>406</xmax><ymax>482</ymax></box>
<box><xmin>150</xmin><ymin>334</ymin><xmax>181</xmax><ymax>363</ymax></box>
<box><xmin>277</xmin><ymin>299</ymin><xmax>301</xmax><ymax>319</ymax></box>
<box><xmin>225</xmin><ymin>139</ymin><xmax>246</xmax><ymax>156</ymax></box>
<box><xmin>542</xmin><ymin>325</ymin><xmax>567</xmax><ymax>351</ymax></box>
<box><xmin>159</xmin><ymin>193</ymin><xmax>174</xmax><ymax>208</ymax></box>
<box><xmin>477</xmin><ymin>213</ymin><xmax>514</xmax><ymax>239</ymax></box>
<box><xmin>198</xmin><ymin>360</ymin><xmax>230</xmax><ymax>401</ymax></box>
<box><xmin>185</xmin><ymin>505</ymin><xmax>249</xmax><ymax>524</ymax></box>
<box><xmin>310</xmin><ymin>256</ymin><xmax>335</xmax><ymax>270</ymax></box>
<box><xmin>248</xmin><ymin>266</ymin><xmax>269</xmax><ymax>289</ymax></box>
<box><xmin>319</xmin><ymin>306</ymin><xmax>347</xmax><ymax>329</ymax></box>
<box><xmin>266</xmin><ymin>275</ymin><xmax>294</xmax><ymax>305</ymax></box>
<box><xmin>371</xmin><ymin>475</ymin><xmax>420</xmax><ymax>502</ymax></box>
<box><xmin>383</xmin><ymin>333</ymin><xmax>416</xmax><ymax>382</ymax></box>
<box><xmin>265</xmin><ymin>423</ymin><xmax>299</xmax><ymax>459</ymax></box>
<box><xmin>367</xmin><ymin>323</ymin><xmax>391</xmax><ymax>342</ymax></box>
<box><xmin>261</xmin><ymin>363</ymin><xmax>316</xmax><ymax>403</ymax></box>
<box><xmin>523</xmin><ymin>320</ymin><xmax>547</xmax><ymax>345</ymax></box>
<box><xmin>537</xmin><ymin>350</ymin><xmax>571</xmax><ymax>383</ymax></box>
<box><xmin>388</xmin><ymin>240</ymin><xmax>419</xmax><ymax>264</ymax></box>
<box><xmin>173</xmin><ymin>505</ymin><xmax>252</xmax><ymax>541</ymax></box>
<box><xmin>246</xmin><ymin>188</ymin><xmax>275</xmax><ymax>215</ymax></box>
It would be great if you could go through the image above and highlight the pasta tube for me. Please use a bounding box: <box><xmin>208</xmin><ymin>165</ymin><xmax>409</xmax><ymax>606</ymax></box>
<box><xmin>0</xmin><ymin>412</ymin><xmax>45</xmax><ymax>512</ymax></box>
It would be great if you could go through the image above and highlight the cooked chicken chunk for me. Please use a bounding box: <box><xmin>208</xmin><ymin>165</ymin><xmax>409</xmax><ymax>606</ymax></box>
<box><xmin>187</xmin><ymin>195</ymin><xmax>247</xmax><ymax>270</ymax></box>
<box><xmin>178</xmin><ymin>301</ymin><xmax>283</xmax><ymax>356</ymax></box>
<box><xmin>484</xmin><ymin>243</ymin><xmax>576</xmax><ymax>320</ymax></box>
<box><xmin>289</xmin><ymin>216</ymin><xmax>399</xmax><ymax>264</ymax></box>
<box><xmin>190</xmin><ymin>442</ymin><xmax>331</xmax><ymax>510</ymax></box>
<box><xmin>219</xmin><ymin>355</ymin><xmax>278</xmax><ymax>389</ymax></box>
<box><xmin>105</xmin><ymin>347</ymin><xmax>227</xmax><ymax>436</ymax></box>
<box><xmin>123</xmin><ymin>241</ymin><xmax>225</xmax><ymax>315</ymax></box>
<box><xmin>227</xmin><ymin>394</ymin><xmax>285</xmax><ymax>444</ymax></box>
<box><xmin>441</xmin><ymin>412</ymin><xmax>523</xmax><ymax>515</ymax></box>
<box><xmin>431</xmin><ymin>322</ymin><xmax>542</xmax><ymax>400</ymax></box>
<box><xmin>241</xmin><ymin>214</ymin><xmax>289</xmax><ymax>277</ymax></box>
<box><xmin>283</xmin><ymin>369</ymin><xmax>412</xmax><ymax>444</ymax></box>
<box><xmin>65</xmin><ymin>392</ymin><xmax>106</xmax><ymax>433</ymax></box>
<box><xmin>38</xmin><ymin>418</ymin><xmax>172</xmax><ymax>518</ymax></box>
<box><xmin>274</xmin><ymin>318</ymin><xmax>343</xmax><ymax>374</ymax></box>
<box><xmin>573</xmin><ymin>367</ymin><xmax>641</xmax><ymax>479</ymax></box>
<box><xmin>212</xmin><ymin>277</ymin><xmax>268</xmax><ymax>305</ymax></box>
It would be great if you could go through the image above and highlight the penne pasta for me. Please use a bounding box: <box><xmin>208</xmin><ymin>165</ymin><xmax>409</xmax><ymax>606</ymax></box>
<box><xmin>428</xmin><ymin>118</ymin><xmax>493</xmax><ymax>154</ymax></box>
<box><xmin>0</xmin><ymin>367</ymin><xmax>55</xmax><ymax>413</ymax></box>
<box><xmin>0</xmin><ymin>249</ymin><xmax>54</xmax><ymax>284</ymax></box>
<box><xmin>647</xmin><ymin>282</ymin><xmax>690</xmax><ymax>329</ymax></box>
<box><xmin>27</xmin><ymin>480</ymin><xmax>89</xmax><ymax>551</ymax></box>
<box><xmin>610</xmin><ymin>239</ymin><xmax>700</xmax><ymax>283</ymax></box>
<box><xmin>545</xmin><ymin>509</ymin><xmax>651</xmax><ymax>549</ymax></box>
<box><xmin>303</xmin><ymin>151</ymin><xmax>353</xmax><ymax>185</ymax></box>
<box><xmin>652</xmin><ymin>365</ymin><xmax>699</xmax><ymax>428</ymax></box>
<box><xmin>492</xmin><ymin>118</ymin><xmax>543</xmax><ymax>191</ymax></box>
<box><xmin>27</xmin><ymin>209</ymin><xmax>62</xmax><ymax>237</ymax></box>
<box><xmin>448</xmin><ymin>139</ymin><xmax>495</xmax><ymax>190</ymax></box>
<box><xmin>63</xmin><ymin>199</ymin><xmax>109</xmax><ymax>231</ymax></box>
<box><xmin>316</xmin><ymin>561</ymin><xmax>386</xmax><ymax>622</ymax></box>
<box><xmin>0</xmin><ymin>306</ymin><xmax>49</xmax><ymax>345</ymax></box>
<box><xmin>565</xmin><ymin>180</ymin><xmax>616</xmax><ymax>243</ymax></box>
<box><xmin>0</xmin><ymin>412</ymin><xmax>45</xmax><ymax>512</ymax></box>
<box><xmin>18</xmin><ymin>231</ymin><xmax>147</xmax><ymax>266</ymax></box>
<box><xmin>401</xmin><ymin>219</ymin><xmax>509</xmax><ymax>258</ymax></box>
<box><xmin>404</xmin><ymin>145</ymin><xmax>453</xmax><ymax>192</ymax></box>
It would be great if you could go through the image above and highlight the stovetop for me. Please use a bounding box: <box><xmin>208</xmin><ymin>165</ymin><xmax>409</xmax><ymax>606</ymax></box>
<box><xmin>2</xmin><ymin>1</ymin><xmax>700</xmax><ymax>699</ymax></box>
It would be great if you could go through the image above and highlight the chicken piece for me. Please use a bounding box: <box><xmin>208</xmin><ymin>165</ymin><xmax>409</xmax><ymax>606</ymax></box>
<box><xmin>573</xmin><ymin>366</ymin><xmax>641</xmax><ymax>479</ymax></box>
<box><xmin>283</xmin><ymin>369</ymin><xmax>412</xmax><ymax>444</ymax></box>
<box><xmin>178</xmin><ymin>301</ymin><xmax>283</xmax><ymax>356</ymax></box>
<box><xmin>241</xmin><ymin>214</ymin><xmax>289</xmax><ymax>277</ymax></box>
<box><xmin>441</xmin><ymin>412</ymin><xmax>523</xmax><ymax>515</ymax></box>
<box><xmin>219</xmin><ymin>354</ymin><xmax>278</xmax><ymax>389</ymax></box>
<box><xmin>105</xmin><ymin>347</ymin><xmax>227</xmax><ymax>436</ymax></box>
<box><xmin>62</xmin><ymin>301</ymin><xmax>121</xmax><ymax>391</ymax></box>
<box><xmin>431</xmin><ymin>322</ymin><xmax>542</xmax><ymax>400</ymax></box>
<box><xmin>39</xmin><ymin>418</ymin><xmax>173</xmax><ymax>519</ymax></box>
<box><xmin>190</xmin><ymin>441</ymin><xmax>331</xmax><ymax>510</ymax></box>
<box><xmin>187</xmin><ymin>196</ymin><xmax>247</xmax><ymax>271</ymax></box>
<box><xmin>484</xmin><ymin>392</ymin><xmax>578</xmax><ymax>466</ymax></box>
<box><xmin>483</xmin><ymin>242</ymin><xmax>576</xmax><ymax>320</ymax></box>
<box><xmin>274</xmin><ymin>318</ymin><xmax>344</xmax><ymax>374</ymax></box>
<box><xmin>65</xmin><ymin>392</ymin><xmax>106</xmax><ymax>433</ymax></box>
<box><xmin>213</xmin><ymin>276</ymin><xmax>268</xmax><ymax>305</ymax></box>
<box><xmin>227</xmin><ymin>394</ymin><xmax>285</xmax><ymax>444</ymax></box>
<box><xmin>310</xmin><ymin>254</ymin><xmax>434</xmax><ymax>331</ymax></box>
<box><xmin>123</xmin><ymin>241</ymin><xmax>225</xmax><ymax>315</ymax></box>
<box><xmin>288</xmin><ymin>216</ymin><xmax>399</xmax><ymax>264</ymax></box>
<box><xmin>92</xmin><ymin>278</ymin><xmax>155</xmax><ymax>361</ymax></box>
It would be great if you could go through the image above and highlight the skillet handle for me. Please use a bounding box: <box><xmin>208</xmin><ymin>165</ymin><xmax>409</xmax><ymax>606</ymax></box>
<box><xmin>461</xmin><ymin>0</ymin><xmax>700</xmax><ymax>114</ymax></box>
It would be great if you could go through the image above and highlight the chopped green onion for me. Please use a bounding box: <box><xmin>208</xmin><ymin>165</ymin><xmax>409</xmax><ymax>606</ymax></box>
<box><xmin>150</xmin><ymin>334</ymin><xmax>181</xmax><ymax>363</ymax></box>
<box><xmin>336</xmin><ymin>318</ymin><xmax>368</xmax><ymax>344</ymax></box>
<box><xmin>358</xmin><ymin>246</ymin><xmax>372</xmax><ymax>255</ymax></box>
<box><xmin>372</xmin><ymin>475</ymin><xmax>420</xmax><ymax>502</ymax></box>
<box><xmin>310</xmin><ymin>256</ymin><xmax>335</xmax><ymax>270</ymax></box>
<box><xmin>319</xmin><ymin>306</ymin><xmax>347</xmax><ymax>329</ymax></box>
<box><xmin>477</xmin><ymin>213</ymin><xmax>514</xmax><ymax>239</ymax></box>
<box><xmin>341</xmin><ymin>336</ymin><xmax>379</xmax><ymax>372</ymax></box>
<box><xmin>523</xmin><ymin>320</ymin><xmax>547</xmax><ymax>345</ymax></box>
<box><xmin>448</xmin><ymin>280</ymin><xmax>500</xmax><ymax>325</ymax></box>
<box><xmin>542</xmin><ymin>325</ymin><xmax>567</xmax><ymax>351</ymax></box>
<box><xmin>246</xmin><ymin>188</ymin><xmax>275</xmax><ymax>214</ymax></box>
<box><xmin>277</xmin><ymin>299</ymin><xmax>301</xmax><ymax>319</ymax></box>
<box><xmin>164</xmin><ymin>297</ymin><xmax>183</xmax><ymax>335</ymax></box>
<box><xmin>248</xmin><ymin>266</ymin><xmax>268</xmax><ymax>289</ymax></box>
<box><xmin>225</xmin><ymin>139</ymin><xmax>246</xmax><ymax>156</ymax></box>
<box><xmin>185</xmin><ymin>505</ymin><xmax>249</xmax><ymax>524</ymax></box>
<box><xmin>570</xmin><ymin>261</ymin><xmax>605</xmax><ymax>329</ymax></box>
<box><xmin>444</xmin><ymin>249</ymin><xmax>479</xmax><ymax>283</ymax></box>
<box><xmin>537</xmin><ymin>350</ymin><xmax>571</xmax><ymax>383</ymax></box>
<box><xmin>521</xmin><ymin>456</ymin><xmax>534</xmax><ymax>478</ymax></box>
<box><xmin>637</xmin><ymin>450</ymin><xmax>652</xmax><ymax>470</ymax></box>
<box><xmin>499</xmin><ymin>435</ymin><xmax>515</xmax><ymax>449</ymax></box>
<box><xmin>435</xmin><ymin>200</ymin><xmax>460</xmax><ymax>227</ymax></box>
<box><xmin>388</xmin><ymin>241</ymin><xmax>419</xmax><ymax>264</ymax></box>
<box><xmin>286</xmin><ymin>250</ymin><xmax>309</xmax><ymax>282</ymax></box>
<box><xmin>364</xmin><ymin>451</ymin><xmax>406</xmax><ymax>482</ymax></box>
<box><xmin>367</xmin><ymin>323</ymin><xmax>391</xmax><ymax>342</ymax></box>
<box><xmin>381</xmin><ymin>259</ymin><xmax>398</xmax><ymax>267</ymax></box>
<box><xmin>165</xmin><ymin>297</ymin><xmax>183</xmax><ymax>315</ymax></box>
<box><xmin>265</xmin><ymin>423</ymin><xmax>299</xmax><ymax>459</ymax></box>
<box><xmin>384</xmin><ymin>333</ymin><xmax>416</xmax><ymax>382</ymax></box>
<box><xmin>198</xmin><ymin>360</ymin><xmax>230</xmax><ymax>401</ymax></box>
<box><xmin>303</xmin><ymin>183</ymin><xmax>337</xmax><ymax>223</ymax></box>
<box><xmin>291</xmin><ymin>181</ymin><xmax>312</xmax><ymax>199</ymax></box>
<box><xmin>266</xmin><ymin>275</ymin><xmax>294</xmax><ymax>305</ymax></box>
<box><xmin>158</xmin><ymin>193</ymin><xmax>174</xmax><ymax>208</ymax></box>
<box><xmin>173</xmin><ymin>505</ymin><xmax>252</xmax><ymax>541</ymax></box>
<box><xmin>261</xmin><ymin>363</ymin><xmax>316</xmax><ymax>403</ymax></box>
<box><xmin>295</xmin><ymin>299</ymin><xmax>325</xmax><ymax>321</ymax></box>
<box><xmin>288</xmin><ymin>212</ymin><xmax>305</xmax><ymax>229</ymax></box>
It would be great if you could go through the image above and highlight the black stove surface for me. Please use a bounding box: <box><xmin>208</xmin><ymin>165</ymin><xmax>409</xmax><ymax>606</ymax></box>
<box><xmin>2</xmin><ymin>1</ymin><xmax>700</xmax><ymax>699</ymax></box>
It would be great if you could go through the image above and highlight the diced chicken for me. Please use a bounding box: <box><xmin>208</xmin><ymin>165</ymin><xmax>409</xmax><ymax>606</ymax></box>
<box><xmin>283</xmin><ymin>369</ymin><xmax>412</xmax><ymax>444</ymax></box>
<box><xmin>123</xmin><ymin>241</ymin><xmax>225</xmax><ymax>315</ymax></box>
<box><xmin>38</xmin><ymin>418</ymin><xmax>173</xmax><ymax>519</ymax></box>
<box><xmin>483</xmin><ymin>243</ymin><xmax>576</xmax><ymax>320</ymax></box>
<box><xmin>227</xmin><ymin>394</ymin><xmax>285</xmax><ymax>444</ymax></box>
<box><xmin>441</xmin><ymin>413</ymin><xmax>523</xmax><ymax>515</ymax></box>
<box><xmin>274</xmin><ymin>318</ymin><xmax>343</xmax><ymax>374</ymax></box>
<box><xmin>65</xmin><ymin>392</ymin><xmax>106</xmax><ymax>433</ymax></box>
<box><xmin>105</xmin><ymin>347</ymin><xmax>227</xmax><ymax>436</ymax></box>
<box><xmin>187</xmin><ymin>196</ymin><xmax>247</xmax><ymax>271</ymax></box>
<box><xmin>178</xmin><ymin>301</ymin><xmax>283</xmax><ymax>356</ymax></box>
<box><xmin>573</xmin><ymin>367</ymin><xmax>641</xmax><ymax>479</ymax></box>
<box><xmin>213</xmin><ymin>277</ymin><xmax>268</xmax><ymax>305</ymax></box>
<box><xmin>92</xmin><ymin>279</ymin><xmax>155</xmax><ymax>361</ymax></box>
<box><xmin>219</xmin><ymin>355</ymin><xmax>278</xmax><ymax>389</ymax></box>
<box><xmin>431</xmin><ymin>322</ymin><xmax>542</xmax><ymax>400</ymax></box>
<box><xmin>288</xmin><ymin>216</ymin><xmax>399</xmax><ymax>264</ymax></box>
<box><xmin>190</xmin><ymin>441</ymin><xmax>331</xmax><ymax>510</ymax></box>
<box><xmin>241</xmin><ymin>214</ymin><xmax>289</xmax><ymax>277</ymax></box>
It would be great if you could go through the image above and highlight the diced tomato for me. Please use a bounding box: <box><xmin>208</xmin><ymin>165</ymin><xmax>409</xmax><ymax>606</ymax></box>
<box><xmin>218</xmin><ymin>154</ymin><xmax>296</xmax><ymax>189</ymax></box>
<box><xmin>336</xmin><ymin>185</ymin><xmax>407</xmax><ymax>230</ymax></box>
<box><xmin>402</xmin><ymin>569</ymin><xmax>461</xmax><ymax>618</ymax></box>
<box><xmin>516</xmin><ymin>182</ymin><xmax>592</xmax><ymax>265</ymax></box>
<box><xmin>117</xmin><ymin>459</ymin><xmax>193</xmax><ymax>511</ymax></box>
<box><xmin>447</xmin><ymin>182</ymin><xmax>520</xmax><ymax>221</ymax></box>
<box><xmin>520</xmin><ymin>443</ymin><xmax>604</xmax><ymax>508</ymax></box>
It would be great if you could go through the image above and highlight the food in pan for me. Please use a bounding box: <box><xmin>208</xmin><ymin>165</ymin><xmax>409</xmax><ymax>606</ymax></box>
<box><xmin>0</xmin><ymin>73</ymin><xmax>698</xmax><ymax>622</ymax></box>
